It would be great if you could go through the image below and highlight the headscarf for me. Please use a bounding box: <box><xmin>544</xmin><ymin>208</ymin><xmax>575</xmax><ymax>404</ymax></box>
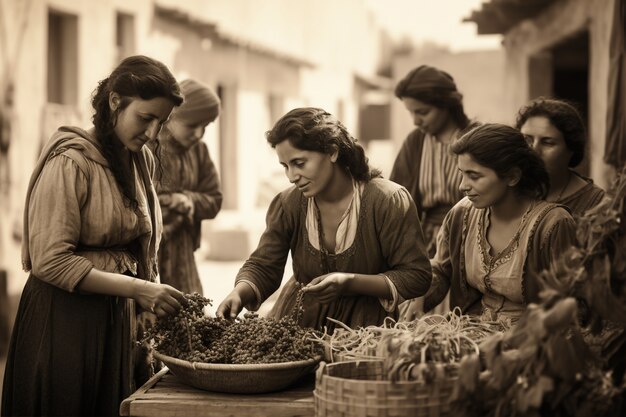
<box><xmin>394</xmin><ymin>65</ymin><xmax>459</xmax><ymax>98</ymax></box>
<box><xmin>173</xmin><ymin>79</ymin><xmax>220</xmax><ymax>125</ymax></box>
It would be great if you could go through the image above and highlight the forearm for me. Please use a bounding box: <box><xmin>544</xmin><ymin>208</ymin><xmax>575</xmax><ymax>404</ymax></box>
<box><xmin>344</xmin><ymin>273</ymin><xmax>392</xmax><ymax>299</ymax></box>
<box><xmin>76</xmin><ymin>267</ymin><xmax>142</xmax><ymax>299</ymax></box>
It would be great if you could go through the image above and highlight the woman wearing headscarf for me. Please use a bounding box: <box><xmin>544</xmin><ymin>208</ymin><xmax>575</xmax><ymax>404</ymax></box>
<box><xmin>390</xmin><ymin>65</ymin><xmax>476</xmax><ymax>319</ymax></box>
<box><xmin>153</xmin><ymin>79</ymin><xmax>223</xmax><ymax>295</ymax></box>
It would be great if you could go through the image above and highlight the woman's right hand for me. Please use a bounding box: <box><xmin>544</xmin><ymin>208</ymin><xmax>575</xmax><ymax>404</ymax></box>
<box><xmin>133</xmin><ymin>280</ymin><xmax>185</xmax><ymax>318</ymax></box>
<box><xmin>215</xmin><ymin>289</ymin><xmax>244</xmax><ymax>319</ymax></box>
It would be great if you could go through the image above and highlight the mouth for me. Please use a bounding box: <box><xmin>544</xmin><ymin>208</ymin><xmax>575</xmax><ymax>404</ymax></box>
<box><xmin>465</xmin><ymin>194</ymin><xmax>478</xmax><ymax>200</ymax></box>
<box><xmin>297</xmin><ymin>183</ymin><xmax>310</xmax><ymax>191</ymax></box>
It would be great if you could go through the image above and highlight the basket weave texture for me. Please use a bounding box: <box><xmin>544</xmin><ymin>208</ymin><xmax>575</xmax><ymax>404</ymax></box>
<box><xmin>314</xmin><ymin>360</ymin><xmax>458</xmax><ymax>417</ymax></box>
<box><xmin>154</xmin><ymin>351</ymin><xmax>321</xmax><ymax>394</ymax></box>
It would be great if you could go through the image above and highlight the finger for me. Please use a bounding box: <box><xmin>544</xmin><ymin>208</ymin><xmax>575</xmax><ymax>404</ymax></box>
<box><xmin>229</xmin><ymin>299</ymin><xmax>241</xmax><ymax>319</ymax></box>
<box><xmin>160</xmin><ymin>302</ymin><xmax>177</xmax><ymax>316</ymax></box>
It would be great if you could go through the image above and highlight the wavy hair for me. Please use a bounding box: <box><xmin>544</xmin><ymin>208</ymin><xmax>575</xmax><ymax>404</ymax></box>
<box><xmin>265</xmin><ymin>107</ymin><xmax>381</xmax><ymax>182</ymax></box>
<box><xmin>451</xmin><ymin>123</ymin><xmax>550</xmax><ymax>199</ymax></box>
<box><xmin>91</xmin><ymin>55</ymin><xmax>183</xmax><ymax>209</ymax></box>
<box><xmin>515</xmin><ymin>97</ymin><xmax>586</xmax><ymax>167</ymax></box>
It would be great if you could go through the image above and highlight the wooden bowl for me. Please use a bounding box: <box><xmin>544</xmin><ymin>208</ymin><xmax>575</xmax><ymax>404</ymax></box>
<box><xmin>154</xmin><ymin>351</ymin><xmax>321</xmax><ymax>394</ymax></box>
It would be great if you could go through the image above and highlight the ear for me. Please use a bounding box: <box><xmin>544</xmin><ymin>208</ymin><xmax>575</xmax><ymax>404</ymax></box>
<box><xmin>507</xmin><ymin>167</ymin><xmax>522</xmax><ymax>187</ymax></box>
<box><xmin>329</xmin><ymin>145</ymin><xmax>339</xmax><ymax>163</ymax></box>
<box><xmin>108</xmin><ymin>92</ymin><xmax>121</xmax><ymax>112</ymax></box>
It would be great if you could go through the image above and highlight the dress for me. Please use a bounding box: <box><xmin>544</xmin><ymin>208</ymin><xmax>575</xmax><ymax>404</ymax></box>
<box><xmin>2</xmin><ymin>126</ymin><xmax>162</xmax><ymax>416</ymax></box>
<box><xmin>235</xmin><ymin>178</ymin><xmax>432</xmax><ymax>332</ymax></box>
<box><xmin>424</xmin><ymin>198</ymin><xmax>577</xmax><ymax>322</ymax></box>
<box><xmin>152</xmin><ymin>134</ymin><xmax>222</xmax><ymax>294</ymax></box>
<box><xmin>558</xmin><ymin>172</ymin><xmax>605</xmax><ymax>218</ymax></box>
<box><xmin>389</xmin><ymin>129</ymin><xmax>464</xmax><ymax>254</ymax></box>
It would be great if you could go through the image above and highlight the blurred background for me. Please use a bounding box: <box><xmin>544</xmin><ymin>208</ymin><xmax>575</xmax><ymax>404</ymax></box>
<box><xmin>0</xmin><ymin>0</ymin><xmax>621</xmax><ymax>368</ymax></box>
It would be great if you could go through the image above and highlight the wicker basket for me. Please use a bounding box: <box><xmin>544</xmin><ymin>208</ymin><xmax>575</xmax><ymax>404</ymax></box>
<box><xmin>154</xmin><ymin>351</ymin><xmax>321</xmax><ymax>394</ymax></box>
<box><xmin>314</xmin><ymin>360</ymin><xmax>458</xmax><ymax>417</ymax></box>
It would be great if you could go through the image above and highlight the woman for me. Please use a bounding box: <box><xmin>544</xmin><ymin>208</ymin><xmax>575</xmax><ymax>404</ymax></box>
<box><xmin>216</xmin><ymin>107</ymin><xmax>432</xmax><ymax>332</ymax></box>
<box><xmin>390</xmin><ymin>65</ymin><xmax>475</xmax><ymax>257</ymax></box>
<box><xmin>2</xmin><ymin>55</ymin><xmax>186</xmax><ymax>416</ymax></box>
<box><xmin>516</xmin><ymin>98</ymin><xmax>604</xmax><ymax>217</ymax></box>
<box><xmin>423</xmin><ymin>123</ymin><xmax>577</xmax><ymax>323</ymax></box>
<box><xmin>153</xmin><ymin>79</ymin><xmax>223</xmax><ymax>295</ymax></box>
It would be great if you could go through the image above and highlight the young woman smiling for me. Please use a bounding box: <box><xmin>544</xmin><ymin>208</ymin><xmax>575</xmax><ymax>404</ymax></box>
<box><xmin>216</xmin><ymin>107</ymin><xmax>432</xmax><ymax>332</ymax></box>
<box><xmin>423</xmin><ymin>123</ymin><xmax>577</xmax><ymax>323</ymax></box>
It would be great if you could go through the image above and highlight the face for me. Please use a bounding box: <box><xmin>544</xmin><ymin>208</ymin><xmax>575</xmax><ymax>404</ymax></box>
<box><xmin>401</xmin><ymin>97</ymin><xmax>450</xmax><ymax>136</ymax></box>
<box><xmin>275</xmin><ymin>139</ymin><xmax>337</xmax><ymax>198</ymax></box>
<box><xmin>457</xmin><ymin>153</ymin><xmax>513</xmax><ymax>209</ymax></box>
<box><xmin>167</xmin><ymin>119</ymin><xmax>208</xmax><ymax>149</ymax></box>
<box><xmin>520</xmin><ymin>116</ymin><xmax>572</xmax><ymax>176</ymax></box>
<box><xmin>110</xmin><ymin>93</ymin><xmax>176</xmax><ymax>153</ymax></box>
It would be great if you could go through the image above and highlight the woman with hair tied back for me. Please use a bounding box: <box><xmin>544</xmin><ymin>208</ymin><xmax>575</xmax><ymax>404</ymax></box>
<box><xmin>423</xmin><ymin>123</ymin><xmax>577</xmax><ymax>324</ymax></box>
<box><xmin>216</xmin><ymin>107</ymin><xmax>432</xmax><ymax>333</ymax></box>
<box><xmin>390</xmin><ymin>65</ymin><xmax>478</xmax><ymax>319</ymax></box>
<box><xmin>516</xmin><ymin>97</ymin><xmax>605</xmax><ymax>218</ymax></box>
<box><xmin>2</xmin><ymin>55</ymin><xmax>186</xmax><ymax>416</ymax></box>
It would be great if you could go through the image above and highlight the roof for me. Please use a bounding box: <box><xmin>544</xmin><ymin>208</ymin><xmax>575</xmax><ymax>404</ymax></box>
<box><xmin>464</xmin><ymin>0</ymin><xmax>560</xmax><ymax>35</ymax></box>
<box><xmin>154</xmin><ymin>4</ymin><xmax>316</xmax><ymax>69</ymax></box>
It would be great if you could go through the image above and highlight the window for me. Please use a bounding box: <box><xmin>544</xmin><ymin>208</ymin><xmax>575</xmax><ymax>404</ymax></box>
<box><xmin>47</xmin><ymin>9</ymin><xmax>78</xmax><ymax>105</ymax></box>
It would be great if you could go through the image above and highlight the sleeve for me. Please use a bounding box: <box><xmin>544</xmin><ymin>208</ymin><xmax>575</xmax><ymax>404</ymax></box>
<box><xmin>525</xmin><ymin>208</ymin><xmax>578</xmax><ymax>303</ymax></box>
<box><xmin>234</xmin><ymin>192</ymin><xmax>293</xmax><ymax>304</ymax></box>
<box><xmin>182</xmin><ymin>143</ymin><xmax>222</xmax><ymax>220</ymax></box>
<box><xmin>423</xmin><ymin>208</ymin><xmax>454</xmax><ymax>312</ymax></box>
<box><xmin>28</xmin><ymin>153</ymin><xmax>94</xmax><ymax>292</ymax></box>
<box><xmin>376</xmin><ymin>187</ymin><xmax>432</xmax><ymax>300</ymax></box>
<box><xmin>389</xmin><ymin>134</ymin><xmax>417</xmax><ymax>190</ymax></box>
<box><xmin>538</xmin><ymin>212</ymin><xmax>578</xmax><ymax>272</ymax></box>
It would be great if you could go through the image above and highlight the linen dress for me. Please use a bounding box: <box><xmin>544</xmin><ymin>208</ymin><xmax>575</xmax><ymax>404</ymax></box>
<box><xmin>1</xmin><ymin>126</ymin><xmax>162</xmax><ymax>416</ymax></box>
<box><xmin>152</xmin><ymin>133</ymin><xmax>222</xmax><ymax>294</ymax></box>
<box><xmin>234</xmin><ymin>178</ymin><xmax>432</xmax><ymax>333</ymax></box>
<box><xmin>424</xmin><ymin>198</ymin><xmax>577</xmax><ymax>321</ymax></box>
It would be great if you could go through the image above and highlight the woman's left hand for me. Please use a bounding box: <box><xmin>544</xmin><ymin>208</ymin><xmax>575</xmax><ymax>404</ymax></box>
<box><xmin>302</xmin><ymin>272</ymin><xmax>354</xmax><ymax>304</ymax></box>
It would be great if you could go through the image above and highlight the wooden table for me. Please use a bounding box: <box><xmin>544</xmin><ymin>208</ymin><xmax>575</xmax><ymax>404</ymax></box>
<box><xmin>120</xmin><ymin>367</ymin><xmax>315</xmax><ymax>417</ymax></box>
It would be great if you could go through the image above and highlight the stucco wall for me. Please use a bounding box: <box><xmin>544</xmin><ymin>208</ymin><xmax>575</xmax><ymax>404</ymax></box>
<box><xmin>499</xmin><ymin>0</ymin><xmax>615</xmax><ymax>188</ymax></box>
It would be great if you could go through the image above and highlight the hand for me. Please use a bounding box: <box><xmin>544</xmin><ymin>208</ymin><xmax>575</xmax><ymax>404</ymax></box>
<box><xmin>133</xmin><ymin>281</ymin><xmax>185</xmax><ymax>318</ymax></box>
<box><xmin>215</xmin><ymin>289</ymin><xmax>245</xmax><ymax>319</ymax></box>
<box><xmin>302</xmin><ymin>272</ymin><xmax>354</xmax><ymax>304</ymax></box>
<box><xmin>170</xmin><ymin>192</ymin><xmax>194</xmax><ymax>217</ymax></box>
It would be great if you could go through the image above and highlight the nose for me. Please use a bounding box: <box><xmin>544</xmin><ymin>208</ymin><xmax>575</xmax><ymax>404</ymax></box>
<box><xmin>146</xmin><ymin>120</ymin><xmax>162</xmax><ymax>140</ymax></box>
<box><xmin>194</xmin><ymin>126</ymin><xmax>205</xmax><ymax>140</ymax></box>
<box><xmin>526</xmin><ymin>137</ymin><xmax>540</xmax><ymax>152</ymax></box>
<box><xmin>412</xmin><ymin>115</ymin><xmax>423</xmax><ymax>127</ymax></box>
<box><xmin>285</xmin><ymin>167</ymin><xmax>300</xmax><ymax>184</ymax></box>
<box><xmin>459</xmin><ymin>176</ymin><xmax>470</xmax><ymax>193</ymax></box>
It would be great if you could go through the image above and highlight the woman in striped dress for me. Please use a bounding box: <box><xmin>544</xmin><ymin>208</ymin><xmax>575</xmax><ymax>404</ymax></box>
<box><xmin>389</xmin><ymin>65</ymin><xmax>476</xmax><ymax>319</ymax></box>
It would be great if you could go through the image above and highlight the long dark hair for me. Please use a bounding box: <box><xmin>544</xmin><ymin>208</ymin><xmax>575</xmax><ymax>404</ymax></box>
<box><xmin>265</xmin><ymin>107</ymin><xmax>381</xmax><ymax>182</ymax></box>
<box><xmin>91</xmin><ymin>55</ymin><xmax>183</xmax><ymax>209</ymax></box>
<box><xmin>515</xmin><ymin>97</ymin><xmax>586</xmax><ymax>167</ymax></box>
<box><xmin>451</xmin><ymin>123</ymin><xmax>550</xmax><ymax>199</ymax></box>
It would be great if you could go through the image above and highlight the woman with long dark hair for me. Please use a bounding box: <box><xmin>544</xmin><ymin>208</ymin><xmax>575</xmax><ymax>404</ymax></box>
<box><xmin>2</xmin><ymin>55</ymin><xmax>185</xmax><ymax>416</ymax></box>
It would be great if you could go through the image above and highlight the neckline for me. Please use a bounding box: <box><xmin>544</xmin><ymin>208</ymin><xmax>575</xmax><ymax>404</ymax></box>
<box><xmin>481</xmin><ymin>201</ymin><xmax>536</xmax><ymax>262</ymax></box>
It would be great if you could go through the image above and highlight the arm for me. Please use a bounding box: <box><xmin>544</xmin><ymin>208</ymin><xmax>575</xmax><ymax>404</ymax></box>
<box><xmin>29</xmin><ymin>154</ymin><xmax>183</xmax><ymax>316</ymax></box>
<box><xmin>423</xmin><ymin>209</ymin><xmax>454</xmax><ymax>312</ymax></box>
<box><xmin>216</xmin><ymin>191</ymin><xmax>293</xmax><ymax>318</ymax></box>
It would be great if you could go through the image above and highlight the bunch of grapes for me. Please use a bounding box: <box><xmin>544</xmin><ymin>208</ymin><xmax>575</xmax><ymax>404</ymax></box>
<box><xmin>141</xmin><ymin>292</ymin><xmax>213</xmax><ymax>357</ymax></box>
<box><xmin>143</xmin><ymin>290</ymin><xmax>322</xmax><ymax>364</ymax></box>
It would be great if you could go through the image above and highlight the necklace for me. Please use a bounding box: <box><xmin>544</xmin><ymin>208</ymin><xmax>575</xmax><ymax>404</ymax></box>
<box><xmin>554</xmin><ymin>171</ymin><xmax>572</xmax><ymax>202</ymax></box>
